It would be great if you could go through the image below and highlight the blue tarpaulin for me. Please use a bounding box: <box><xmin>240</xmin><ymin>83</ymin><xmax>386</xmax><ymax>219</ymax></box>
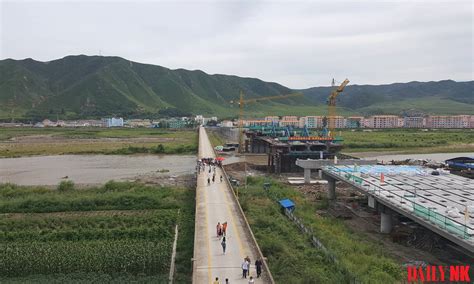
<box><xmin>279</xmin><ymin>198</ymin><xmax>295</xmax><ymax>212</ymax></box>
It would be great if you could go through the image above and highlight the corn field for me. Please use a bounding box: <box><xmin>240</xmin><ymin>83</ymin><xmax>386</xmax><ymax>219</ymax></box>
<box><xmin>0</xmin><ymin>182</ymin><xmax>195</xmax><ymax>281</ymax></box>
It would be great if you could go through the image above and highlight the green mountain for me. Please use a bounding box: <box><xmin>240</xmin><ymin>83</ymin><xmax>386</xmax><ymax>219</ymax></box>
<box><xmin>0</xmin><ymin>55</ymin><xmax>472</xmax><ymax>121</ymax></box>
<box><xmin>300</xmin><ymin>80</ymin><xmax>474</xmax><ymax>115</ymax></box>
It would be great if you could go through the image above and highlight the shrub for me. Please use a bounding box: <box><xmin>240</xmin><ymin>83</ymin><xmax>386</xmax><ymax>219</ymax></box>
<box><xmin>57</xmin><ymin>180</ymin><xmax>74</xmax><ymax>192</ymax></box>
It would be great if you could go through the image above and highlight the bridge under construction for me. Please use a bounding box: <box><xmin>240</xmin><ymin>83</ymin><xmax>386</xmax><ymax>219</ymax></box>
<box><xmin>320</xmin><ymin>165</ymin><xmax>474</xmax><ymax>254</ymax></box>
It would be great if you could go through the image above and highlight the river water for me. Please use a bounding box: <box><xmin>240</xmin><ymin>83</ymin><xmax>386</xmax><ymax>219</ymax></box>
<box><xmin>0</xmin><ymin>155</ymin><xmax>196</xmax><ymax>186</ymax></box>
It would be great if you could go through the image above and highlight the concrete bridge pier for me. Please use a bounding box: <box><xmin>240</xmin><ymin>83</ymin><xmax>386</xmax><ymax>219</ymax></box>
<box><xmin>380</xmin><ymin>207</ymin><xmax>393</xmax><ymax>234</ymax></box>
<box><xmin>327</xmin><ymin>177</ymin><xmax>336</xmax><ymax>200</ymax></box>
<box><xmin>304</xmin><ymin>168</ymin><xmax>311</xmax><ymax>183</ymax></box>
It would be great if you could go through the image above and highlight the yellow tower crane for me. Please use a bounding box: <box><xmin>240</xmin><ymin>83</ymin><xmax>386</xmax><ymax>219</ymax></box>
<box><xmin>328</xmin><ymin>78</ymin><xmax>349</xmax><ymax>137</ymax></box>
<box><xmin>231</xmin><ymin>91</ymin><xmax>303</xmax><ymax>153</ymax></box>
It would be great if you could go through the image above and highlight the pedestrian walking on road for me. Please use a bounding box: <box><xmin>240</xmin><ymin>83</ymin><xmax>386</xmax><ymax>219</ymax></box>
<box><xmin>225</xmin><ymin>278</ymin><xmax>229</xmax><ymax>284</ymax></box>
<box><xmin>245</xmin><ymin>256</ymin><xmax>251</xmax><ymax>275</ymax></box>
<box><xmin>213</xmin><ymin>277</ymin><xmax>220</xmax><ymax>284</ymax></box>
<box><xmin>212</xmin><ymin>174</ymin><xmax>215</xmax><ymax>183</ymax></box>
<box><xmin>255</xmin><ymin>258</ymin><xmax>263</xmax><ymax>278</ymax></box>
<box><xmin>222</xmin><ymin>222</ymin><xmax>228</xmax><ymax>236</ymax></box>
<box><xmin>207</xmin><ymin>177</ymin><xmax>210</xmax><ymax>185</ymax></box>
<box><xmin>242</xmin><ymin>258</ymin><xmax>249</xmax><ymax>278</ymax></box>
<box><xmin>248</xmin><ymin>276</ymin><xmax>255</xmax><ymax>284</ymax></box>
<box><xmin>221</xmin><ymin>236</ymin><xmax>226</xmax><ymax>254</ymax></box>
<box><xmin>216</xmin><ymin>222</ymin><xmax>222</xmax><ymax>237</ymax></box>
<box><xmin>220</xmin><ymin>175</ymin><xmax>223</xmax><ymax>182</ymax></box>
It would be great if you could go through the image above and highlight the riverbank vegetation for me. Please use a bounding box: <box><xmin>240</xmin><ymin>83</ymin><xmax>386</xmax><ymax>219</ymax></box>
<box><xmin>340</xmin><ymin>129</ymin><xmax>474</xmax><ymax>154</ymax></box>
<box><xmin>207</xmin><ymin>130</ymin><xmax>225</xmax><ymax>148</ymax></box>
<box><xmin>238</xmin><ymin>177</ymin><xmax>404</xmax><ymax>283</ymax></box>
<box><xmin>0</xmin><ymin>181</ymin><xmax>195</xmax><ymax>282</ymax></box>
<box><xmin>0</xmin><ymin>127</ymin><xmax>198</xmax><ymax>157</ymax></box>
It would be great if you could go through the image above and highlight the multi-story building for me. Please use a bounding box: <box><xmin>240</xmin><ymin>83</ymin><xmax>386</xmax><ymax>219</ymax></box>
<box><xmin>279</xmin><ymin>116</ymin><xmax>300</xmax><ymax>128</ymax></box>
<box><xmin>166</xmin><ymin>118</ymin><xmax>188</xmax><ymax>128</ymax></box>
<box><xmin>459</xmin><ymin>115</ymin><xmax>472</xmax><ymax>128</ymax></box>
<box><xmin>264</xmin><ymin>116</ymin><xmax>279</xmax><ymax>124</ymax></box>
<box><xmin>366</xmin><ymin>115</ymin><xmax>399</xmax><ymax>128</ymax></box>
<box><xmin>404</xmin><ymin>117</ymin><xmax>425</xmax><ymax>128</ymax></box>
<box><xmin>241</xmin><ymin>119</ymin><xmax>270</xmax><ymax>127</ymax></box>
<box><xmin>298</xmin><ymin>116</ymin><xmax>323</xmax><ymax>129</ymax></box>
<box><xmin>327</xmin><ymin>116</ymin><xmax>345</xmax><ymax>128</ymax></box>
<box><xmin>345</xmin><ymin>116</ymin><xmax>364</xmax><ymax>128</ymax></box>
<box><xmin>425</xmin><ymin>115</ymin><xmax>472</xmax><ymax>128</ymax></box>
<box><xmin>105</xmin><ymin>117</ymin><xmax>124</xmax><ymax>127</ymax></box>
<box><xmin>219</xmin><ymin>120</ymin><xmax>234</xmax><ymax>127</ymax></box>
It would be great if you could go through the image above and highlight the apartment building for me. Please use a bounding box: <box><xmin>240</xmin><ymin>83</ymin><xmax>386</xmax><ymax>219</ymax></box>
<box><xmin>264</xmin><ymin>116</ymin><xmax>280</xmax><ymax>124</ymax></box>
<box><xmin>345</xmin><ymin>116</ymin><xmax>364</xmax><ymax>128</ymax></box>
<box><xmin>327</xmin><ymin>116</ymin><xmax>345</xmax><ymax>128</ymax></box>
<box><xmin>242</xmin><ymin>119</ymin><xmax>269</xmax><ymax>127</ymax></box>
<box><xmin>280</xmin><ymin>116</ymin><xmax>300</xmax><ymax>127</ymax></box>
<box><xmin>404</xmin><ymin>117</ymin><xmax>425</xmax><ymax>128</ymax></box>
<box><xmin>426</xmin><ymin>115</ymin><xmax>473</xmax><ymax>128</ymax></box>
<box><xmin>298</xmin><ymin>116</ymin><xmax>323</xmax><ymax>128</ymax></box>
<box><xmin>366</xmin><ymin>115</ymin><xmax>400</xmax><ymax>128</ymax></box>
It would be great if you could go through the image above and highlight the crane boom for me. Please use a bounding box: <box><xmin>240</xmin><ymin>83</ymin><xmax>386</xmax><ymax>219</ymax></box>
<box><xmin>328</xmin><ymin>78</ymin><xmax>349</xmax><ymax>136</ymax></box>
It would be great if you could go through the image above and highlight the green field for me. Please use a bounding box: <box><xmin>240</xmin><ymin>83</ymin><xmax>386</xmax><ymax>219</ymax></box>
<box><xmin>0</xmin><ymin>127</ymin><xmax>198</xmax><ymax>157</ymax></box>
<box><xmin>339</xmin><ymin>129</ymin><xmax>474</xmax><ymax>154</ymax></box>
<box><xmin>238</xmin><ymin>177</ymin><xmax>404</xmax><ymax>283</ymax></box>
<box><xmin>0</xmin><ymin>181</ymin><xmax>195</xmax><ymax>283</ymax></box>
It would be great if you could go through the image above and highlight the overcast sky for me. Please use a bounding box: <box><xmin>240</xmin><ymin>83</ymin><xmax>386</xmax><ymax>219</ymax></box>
<box><xmin>1</xmin><ymin>0</ymin><xmax>472</xmax><ymax>88</ymax></box>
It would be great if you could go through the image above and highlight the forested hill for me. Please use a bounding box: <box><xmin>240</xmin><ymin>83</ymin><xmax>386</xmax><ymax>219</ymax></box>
<box><xmin>0</xmin><ymin>55</ymin><xmax>472</xmax><ymax>120</ymax></box>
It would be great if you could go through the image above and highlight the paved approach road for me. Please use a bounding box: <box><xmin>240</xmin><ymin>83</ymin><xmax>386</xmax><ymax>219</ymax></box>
<box><xmin>193</xmin><ymin>127</ymin><xmax>268</xmax><ymax>284</ymax></box>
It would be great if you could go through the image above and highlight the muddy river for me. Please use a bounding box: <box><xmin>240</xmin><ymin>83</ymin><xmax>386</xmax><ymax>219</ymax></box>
<box><xmin>0</xmin><ymin>155</ymin><xmax>196</xmax><ymax>186</ymax></box>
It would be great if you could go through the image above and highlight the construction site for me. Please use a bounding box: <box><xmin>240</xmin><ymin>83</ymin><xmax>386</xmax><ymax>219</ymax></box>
<box><xmin>205</xmin><ymin>78</ymin><xmax>473</xmax><ymax>282</ymax></box>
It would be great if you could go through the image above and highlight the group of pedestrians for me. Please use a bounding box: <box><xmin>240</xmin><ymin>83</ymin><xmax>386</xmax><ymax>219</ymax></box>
<box><xmin>197</xmin><ymin>159</ymin><xmax>224</xmax><ymax>186</ymax></box>
<box><xmin>241</xmin><ymin>256</ymin><xmax>262</xmax><ymax>279</ymax></box>
<box><xmin>213</xmin><ymin>255</ymin><xmax>262</xmax><ymax>283</ymax></box>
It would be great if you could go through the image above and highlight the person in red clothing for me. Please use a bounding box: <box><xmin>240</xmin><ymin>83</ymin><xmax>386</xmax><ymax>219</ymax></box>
<box><xmin>222</xmin><ymin>222</ymin><xmax>228</xmax><ymax>236</ymax></box>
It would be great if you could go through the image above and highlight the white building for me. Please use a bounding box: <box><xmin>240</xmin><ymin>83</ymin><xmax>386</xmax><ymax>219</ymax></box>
<box><xmin>299</xmin><ymin>116</ymin><xmax>323</xmax><ymax>128</ymax></box>
<box><xmin>105</xmin><ymin>117</ymin><xmax>124</xmax><ymax>127</ymax></box>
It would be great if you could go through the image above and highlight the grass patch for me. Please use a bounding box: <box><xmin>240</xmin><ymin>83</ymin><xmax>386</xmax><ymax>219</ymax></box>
<box><xmin>238</xmin><ymin>177</ymin><xmax>404</xmax><ymax>283</ymax></box>
<box><xmin>0</xmin><ymin>127</ymin><xmax>198</xmax><ymax>157</ymax></box>
<box><xmin>339</xmin><ymin>129</ymin><xmax>474</xmax><ymax>153</ymax></box>
<box><xmin>0</xmin><ymin>181</ymin><xmax>195</xmax><ymax>282</ymax></box>
<box><xmin>207</xmin><ymin>130</ymin><xmax>225</xmax><ymax>147</ymax></box>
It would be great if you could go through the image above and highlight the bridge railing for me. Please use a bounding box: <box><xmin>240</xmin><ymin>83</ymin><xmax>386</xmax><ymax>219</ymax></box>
<box><xmin>209</xmin><ymin>129</ymin><xmax>275</xmax><ymax>284</ymax></box>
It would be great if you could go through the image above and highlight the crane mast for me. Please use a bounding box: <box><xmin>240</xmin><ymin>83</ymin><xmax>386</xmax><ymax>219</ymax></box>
<box><xmin>328</xmin><ymin>78</ymin><xmax>349</xmax><ymax>136</ymax></box>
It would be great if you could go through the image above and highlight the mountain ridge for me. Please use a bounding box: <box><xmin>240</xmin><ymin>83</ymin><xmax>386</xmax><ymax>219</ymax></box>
<box><xmin>0</xmin><ymin>55</ymin><xmax>473</xmax><ymax>121</ymax></box>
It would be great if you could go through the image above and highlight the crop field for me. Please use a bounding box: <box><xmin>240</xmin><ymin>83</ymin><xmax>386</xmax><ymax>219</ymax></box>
<box><xmin>238</xmin><ymin>177</ymin><xmax>404</xmax><ymax>283</ymax></box>
<box><xmin>0</xmin><ymin>181</ymin><xmax>195</xmax><ymax>282</ymax></box>
<box><xmin>340</xmin><ymin>129</ymin><xmax>474</xmax><ymax>154</ymax></box>
<box><xmin>0</xmin><ymin>127</ymin><xmax>198</xmax><ymax>157</ymax></box>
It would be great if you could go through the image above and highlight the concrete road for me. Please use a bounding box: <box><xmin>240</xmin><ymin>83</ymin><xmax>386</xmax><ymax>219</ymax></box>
<box><xmin>193</xmin><ymin>127</ymin><xmax>267</xmax><ymax>284</ymax></box>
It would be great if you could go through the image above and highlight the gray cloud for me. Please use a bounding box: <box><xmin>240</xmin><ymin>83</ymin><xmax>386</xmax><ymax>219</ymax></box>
<box><xmin>1</xmin><ymin>0</ymin><xmax>472</xmax><ymax>88</ymax></box>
